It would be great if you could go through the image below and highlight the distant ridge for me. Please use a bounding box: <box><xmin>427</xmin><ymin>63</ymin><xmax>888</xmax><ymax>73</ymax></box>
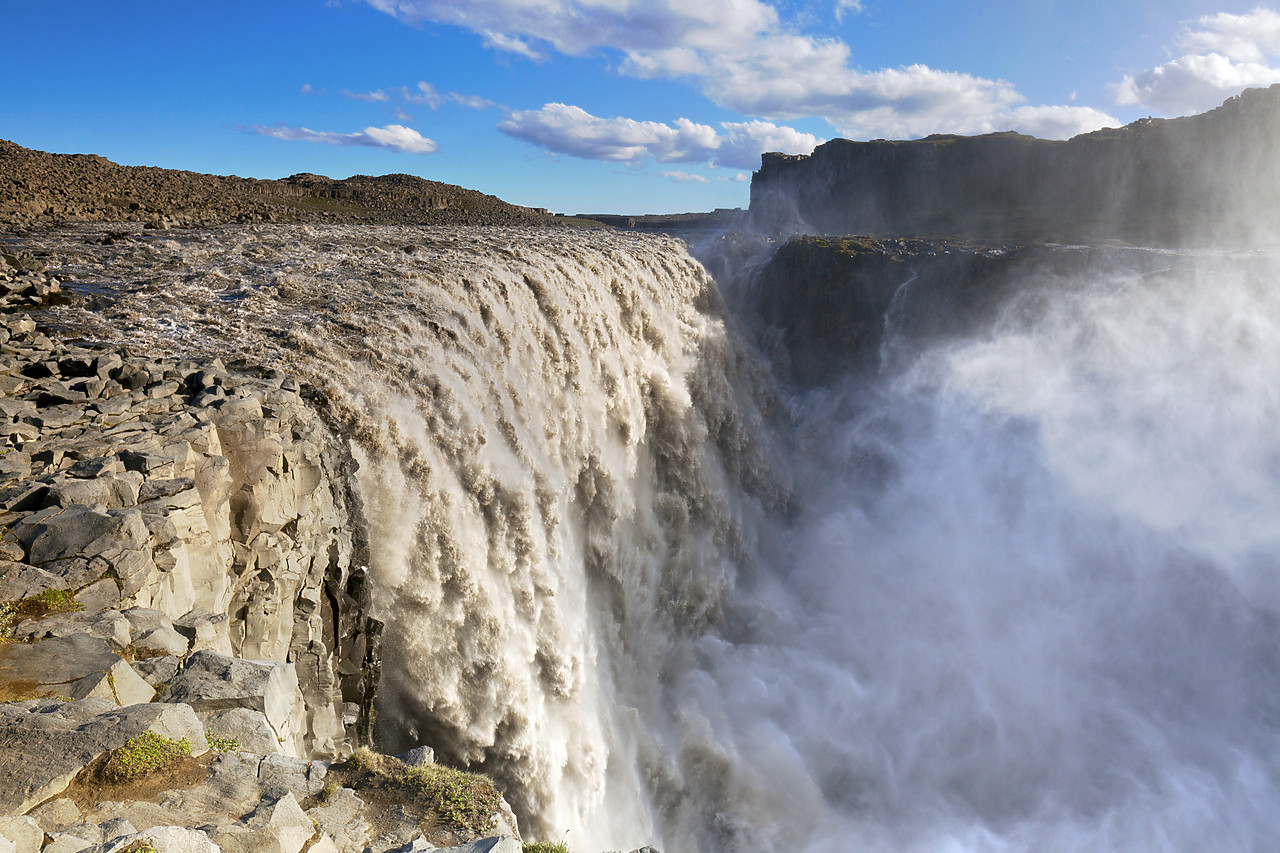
<box><xmin>0</xmin><ymin>140</ymin><xmax>583</xmax><ymax>231</ymax></box>
<box><xmin>748</xmin><ymin>85</ymin><xmax>1280</xmax><ymax>246</ymax></box>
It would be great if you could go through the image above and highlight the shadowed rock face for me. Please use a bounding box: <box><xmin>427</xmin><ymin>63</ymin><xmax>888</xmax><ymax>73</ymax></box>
<box><xmin>748</xmin><ymin>85</ymin><xmax>1280</xmax><ymax>247</ymax></box>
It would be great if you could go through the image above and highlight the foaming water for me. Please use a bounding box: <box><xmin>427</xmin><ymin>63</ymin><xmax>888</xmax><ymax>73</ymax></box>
<box><xmin>33</xmin><ymin>225</ymin><xmax>1280</xmax><ymax>851</ymax></box>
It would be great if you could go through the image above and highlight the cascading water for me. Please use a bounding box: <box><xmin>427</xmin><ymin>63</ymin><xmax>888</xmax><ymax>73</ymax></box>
<box><xmin>31</xmin><ymin>224</ymin><xmax>1280</xmax><ymax>852</ymax></box>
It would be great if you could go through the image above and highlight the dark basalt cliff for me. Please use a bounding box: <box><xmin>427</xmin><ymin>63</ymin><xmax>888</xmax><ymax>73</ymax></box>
<box><xmin>748</xmin><ymin>85</ymin><xmax>1280</xmax><ymax>246</ymax></box>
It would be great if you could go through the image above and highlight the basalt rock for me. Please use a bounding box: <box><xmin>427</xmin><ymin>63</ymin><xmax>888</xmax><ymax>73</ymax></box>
<box><xmin>0</xmin><ymin>140</ymin><xmax>573</xmax><ymax>231</ymax></box>
<box><xmin>748</xmin><ymin>84</ymin><xmax>1280</xmax><ymax>247</ymax></box>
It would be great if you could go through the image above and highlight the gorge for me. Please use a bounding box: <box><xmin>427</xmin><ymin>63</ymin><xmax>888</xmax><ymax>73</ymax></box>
<box><xmin>2</xmin><ymin>86</ymin><xmax>1280</xmax><ymax>853</ymax></box>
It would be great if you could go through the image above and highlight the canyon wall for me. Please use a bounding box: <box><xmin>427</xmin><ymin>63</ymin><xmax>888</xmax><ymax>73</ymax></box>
<box><xmin>748</xmin><ymin>84</ymin><xmax>1280</xmax><ymax>246</ymax></box>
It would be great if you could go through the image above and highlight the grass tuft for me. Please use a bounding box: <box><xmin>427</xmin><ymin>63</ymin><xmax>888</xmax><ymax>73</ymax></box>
<box><xmin>402</xmin><ymin>763</ymin><xmax>501</xmax><ymax>837</ymax></box>
<box><xmin>102</xmin><ymin>731</ymin><xmax>191</xmax><ymax>782</ymax></box>
<box><xmin>524</xmin><ymin>843</ymin><xmax>571</xmax><ymax>853</ymax></box>
<box><xmin>205</xmin><ymin>733</ymin><xmax>241</xmax><ymax>753</ymax></box>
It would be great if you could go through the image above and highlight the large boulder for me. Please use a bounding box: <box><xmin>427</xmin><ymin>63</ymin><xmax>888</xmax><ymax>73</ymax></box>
<box><xmin>203</xmin><ymin>792</ymin><xmax>314</xmax><ymax>853</ymax></box>
<box><xmin>0</xmin><ymin>701</ymin><xmax>208</xmax><ymax>814</ymax></box>
<box><xmin>161</xmin><ymin>650</ymin><xmax>304</xmax><ymax>757</ymax></box>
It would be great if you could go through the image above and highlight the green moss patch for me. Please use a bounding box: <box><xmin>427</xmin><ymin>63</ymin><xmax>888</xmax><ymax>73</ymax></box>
<box><xmin>102</xmin><ymin>731</ymin><xmax>191</xmax><ymax>782</ymax></box>
<box><xmin>326</xmin><ymin>746</ymin><xmax>506</xmax><ymax>839</ymax></box>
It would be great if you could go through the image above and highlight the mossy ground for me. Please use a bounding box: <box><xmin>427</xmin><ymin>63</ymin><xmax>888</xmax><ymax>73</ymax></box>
<box><xmin>0</xmin><ymin>588</ymin><xmax>83</xmax><ymax>638</ymax></box>
<box><xmin>324</xmin><ymin>746</ymin><xmax>506</xmax><ymax>841</ymax></box>
<box><xmin>103</xmin><ymin>731</ymin><xmax>191</xmax><ymax>782</ymax></box>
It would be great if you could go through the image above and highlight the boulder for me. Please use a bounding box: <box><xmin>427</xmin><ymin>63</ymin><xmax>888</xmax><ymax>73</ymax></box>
<box><xmin>13</xmin><ymin>608</ymin><xmax>131</xmax><ymax>648</ymax></box>
<box><xmin>26</xmin><ymin>798</ymin><xmax>82</xmax><ymax>833</ymax></box>
<box><xmin>203</xmin><ymin>792</ymin><xmax>314</xmax><ymax>853</ymax></box>
<box><xmin>0</xmin><ymin>700</ymin><xmax>208</xmax><ymax>814</ymax></box>
<box><xmin>45</xmin><ymin>823</ymin><xmax>103</xmax><ymax>853</ymax></box>
<box><xmin>99</xmin><ymin>825</ymin><xmax>223</xmax><ymax>853</ymax></box>
<box><xmin>432</xmin><ymin>838</ymin><xmax>522</xmax><ymax>853</ymax></box>
<box><xmin>304</xmin><ymin>787</ymin><xmax>372</xmax><ymax>853</ymax></box>
<box><xmin>0</xmin><ymin>816</ymin><xmax>42</xmax><ymax>853</ymax></box>
<box><xmin>197</xmin><ymin>708</ymin><xmax>283</xmax><ymax>756</ymax></box>
<box><xmin>133</xmin><ymin>624</ymin><xmax>190</xmax><ymax>656</ymax></box>
<box><xmin>0</xmin><ymin>633</ymin><xmax>121</xmax><ymax>693</ymax></box>
<box><xmin>133</xmin><ymin>654</ymin><xmax>181</xmax><ymax>687</ymax></box>
<box><xmin>161</xmin><ymin>650</ymin><xmax>303</xmax><ymax>756</ymax></box>
<box><xmin>69</xmin><ymin>659</ymin><xmax>155</xmax><ymax>706</ymax></box>
<box><xmin>399</xmin><ymin>745</ymin><xmax>435</xmax><ymax>766</ymax></box>
<box><xmin>254</xmin><ymin>754</ymin><xmax>328</xmax><ymax>800</ymax></box>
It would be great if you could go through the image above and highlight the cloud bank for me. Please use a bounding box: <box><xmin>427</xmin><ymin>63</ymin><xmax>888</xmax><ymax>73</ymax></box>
<box><xmin>364</xmin><ymin>0</ymin><xmax>1116</xmax><ymax>140</ymax></box>
<box><xmin>1116</xmin><ymin>8</ymin><xmax>1280</xmax><ymax>115</ymax></box>
<box><xmin>497</xmin><ymin>103</ymin><xmax>822</xmax><ymax>169</ymax></box>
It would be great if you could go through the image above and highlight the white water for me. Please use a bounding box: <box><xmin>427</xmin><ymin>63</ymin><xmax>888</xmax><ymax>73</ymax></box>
<box><xmin>35</xmin><ymin>225</ymin><xmax>1280</xmax><ymax>852</ymax></box>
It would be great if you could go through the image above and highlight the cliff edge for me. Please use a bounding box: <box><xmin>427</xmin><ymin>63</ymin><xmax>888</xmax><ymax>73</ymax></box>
<box><xmin>748</xmin><ymin>85</ymin><xmax>1280</xmax><ymax>246</ymax></box>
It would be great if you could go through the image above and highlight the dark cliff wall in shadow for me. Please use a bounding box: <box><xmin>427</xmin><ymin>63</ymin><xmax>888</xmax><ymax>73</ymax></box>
<box><xmin>748</xmin><ymin>86</ymin><xmax>1280</xmax><ymax>247</ymax></box>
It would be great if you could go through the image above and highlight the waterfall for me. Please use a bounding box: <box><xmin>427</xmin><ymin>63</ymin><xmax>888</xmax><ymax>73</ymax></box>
<box><xmin>36</xmin><ymin>225</ymin><xmax>1280</xmax><ymax>852</ymax></box>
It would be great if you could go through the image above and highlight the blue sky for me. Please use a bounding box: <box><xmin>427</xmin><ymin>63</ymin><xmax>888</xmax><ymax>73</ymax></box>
<box><xmin>3</xmin><ymin>1</ymin><xmax>1280</xmax><ymax>214</ymax></box>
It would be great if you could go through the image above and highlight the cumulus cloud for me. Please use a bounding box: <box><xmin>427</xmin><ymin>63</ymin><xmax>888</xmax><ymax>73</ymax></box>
<box><xmin>364</xmin><ymin>0</ymin><xmax>1114</xmax><ymax>140</ymax></box>
<box><xmin>1115</xmin><ymin>8</ymin><xmax>1280</xmax><ymax>116</ymax></box>
<box><xmin>497</xmin><ymin>103</ymin><xmax>821</xmax><ymax>168</ymax></box>
<box><xmin>248</xmin><ymin>122</ymin><xmax>438</xmax><ymax>154</ymax></box>
<box><xmin>343</xmin><ymin>88</ymin><xmax>390</xmax><ymax>102</ymax></box>
<box><xmin>498</xmin><ymin>103</ymin><xmax>721</xmax><ymax>163</ymax></box>
<box><xmin>717</xmin><ymin>119</ymin><xmax>825</xmax><ymax>168</ymax></box>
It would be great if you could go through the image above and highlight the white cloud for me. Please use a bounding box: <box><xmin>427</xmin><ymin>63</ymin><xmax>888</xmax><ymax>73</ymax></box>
<box><xmin>717</xmin><ymin>119</ymin><xmax>824</xmax><ymax>168</ymax></box>
<box><xmin>343</xmin><ymin>88</ymin><xmax>390</xmax><ymax>102</ymax></box>
<box><xmin>834</xmin><ymin>0</ymin><xmax>862</xmax><ymax>23</ymax></box>
<box><xmin>362</xmin><ymin>0</ymin><xmax>778</xmax><ymax>58</ymax></box>
<box><xmin>733</xmin><ymin>171</ymin><xmax>751</xmax><ymax>182</ymax></box>
<box><xmin>1177</xmin><ymin>8</ymin><xmax>1280</xmax><ymax>62</ymax></box>
<box><xmin>1114</xmin><ymin>8</ymin><xmax>1280</xmax><ymax>116</ymax></box>
<box><xmin>498</xmin><ymin>103</ymin><xmax>720</xmax><ymax>163</ymax></box>
<box><xmin>401</xmin><ymin>81</ymin><xmax>444</xmax><ymax>108</ymax></box>
<box><xmin>451</xmin><ymin>92</ymin><xmax>500</xmax><ymax>110</ymax></box>
<box><xmin>663</xmin><ymin>170</ymin><xmax>711</xmax><ymax>183</ymax></box>
<box><xmin>300</xmin><ymin>83</ymin><xmax>318</xmax><ymax>95</ymax></box>
<box><xmin>249</xmin><ymin>122</ymin><xmax>438</xmax><ymax>154</ymax></box>
<box><xmin>482</xmin><ymin>30</ymin><xmax>548</xmax><ymax>61</ymax></box>
<box><xmin>364</xmin><ymin>0</ymin><xmax>1113</xmax><ymax>140</ymax></box>
<box><xmin>497</xmin><ymin>103</ymin><xmax>821</xmax><ymax>168</ymax></box>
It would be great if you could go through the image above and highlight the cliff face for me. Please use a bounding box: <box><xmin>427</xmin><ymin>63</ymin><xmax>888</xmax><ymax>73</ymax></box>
<box><xmin>748</xmin><ymin>85</ymin><xmax>1280</xmax><ymax>246</ymax></box>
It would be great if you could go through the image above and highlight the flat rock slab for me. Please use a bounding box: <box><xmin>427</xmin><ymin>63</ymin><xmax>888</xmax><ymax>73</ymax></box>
<box><xmin>96</xmin><ymin>825</ymin><xmax>223</xmax><ymax>853</ymax></box>
<box><xmin>0</xmin><ymin>634</ymin><xmax>120</xmax><ymax>692</ymax></box>
<box><xmin>0</xmin><ymin>699</ymin><xmax>209</xmax><ymax>814</ymax></box>
<box><xmin>161</xmin><ymin>650</ymin><xmax>298</xmax><ymax>747</ymax></box>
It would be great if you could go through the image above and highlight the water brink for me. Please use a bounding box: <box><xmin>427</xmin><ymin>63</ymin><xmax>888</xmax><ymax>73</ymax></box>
<box><xmin>36</xmin><ymin>224</ymin><xmax>788</xmax><ymax>850</ymax></box>
<box><xmin>34</xmin><ymin>225</ymin><xmax>1280</xmax><ymax>852</ymax></box>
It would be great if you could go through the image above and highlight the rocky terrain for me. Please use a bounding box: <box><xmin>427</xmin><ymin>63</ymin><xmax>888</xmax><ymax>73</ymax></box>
<box><xmin>0</xmin><ymin>141</ymin><xmax>589</xmax><ymax>232</ymax></box>
<box><xmin>748</xmin><ymin>84</ymin><xmax>1280</xmax><ymax>246</ymax></box>
<box><xmin>0</xmin><ymin>253</ymin><xmax>542</xmax><ymax>853</ymax></box>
